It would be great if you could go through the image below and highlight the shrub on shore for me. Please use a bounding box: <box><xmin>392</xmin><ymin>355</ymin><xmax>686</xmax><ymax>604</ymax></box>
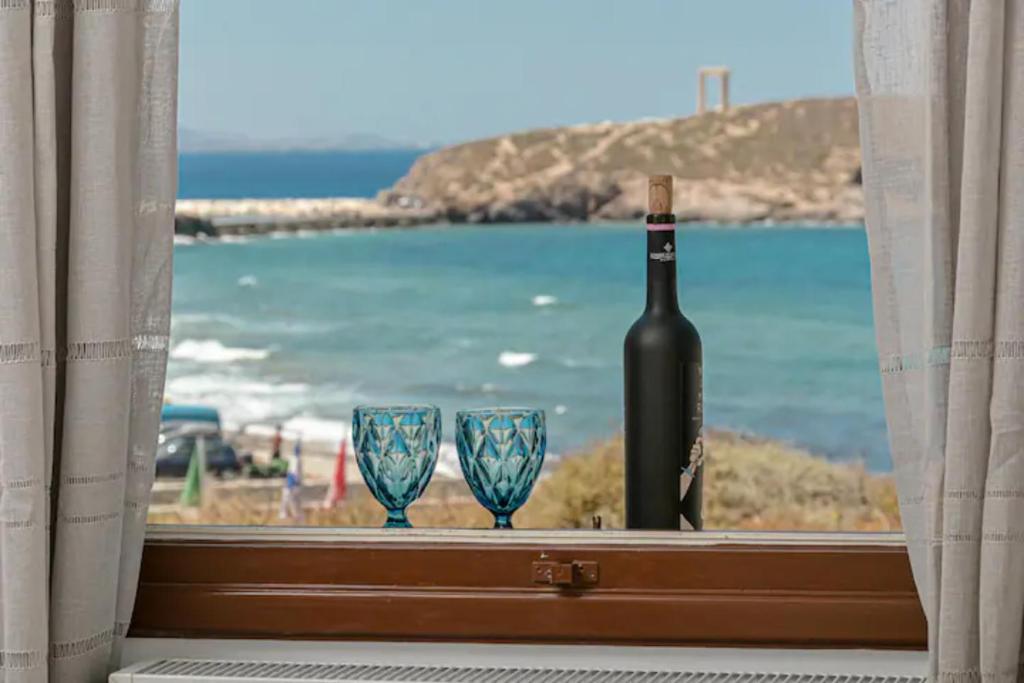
<box><xmin>518</xmin><ymin>431</ymin><xmax>900</xmax><ymax>531</ymax></box>
<box><xmin>148</xmin><ymin>430</ymin><xmax>900</xmax><ymax>531</ymax></box>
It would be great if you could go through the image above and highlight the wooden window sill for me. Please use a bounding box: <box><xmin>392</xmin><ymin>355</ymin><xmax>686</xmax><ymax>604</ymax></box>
<box><xmin>131</xmin><ymin>527</ymin><xmax>925</xmax><ymax>649</ymax></box>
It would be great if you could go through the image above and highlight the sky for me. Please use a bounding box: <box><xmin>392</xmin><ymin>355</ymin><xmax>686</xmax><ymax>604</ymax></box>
<box><xmin>179</xmin><ymin>0</ymin><xmax>855</xmax><ymax>148</ymax></box>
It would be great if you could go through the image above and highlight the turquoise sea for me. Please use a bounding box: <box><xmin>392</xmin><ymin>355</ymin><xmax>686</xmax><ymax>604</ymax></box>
<box><xmin>168</xmin><ymin>223</ymin><xmax>889</xmax><ymax>471</ymax></box>
<box><xmin>178</xmin><ymin>150</ymin><xmax>424</xmax><ymax>199</ymax></box>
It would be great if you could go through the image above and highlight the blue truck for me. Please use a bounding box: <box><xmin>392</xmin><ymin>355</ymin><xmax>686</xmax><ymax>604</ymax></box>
<box><xmin>156</xmin><ymin>404</ymin><xmax>242</xmax><ymax>478</ymax></box>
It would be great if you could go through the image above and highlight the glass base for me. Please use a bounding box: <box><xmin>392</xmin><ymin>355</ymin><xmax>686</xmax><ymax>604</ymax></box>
<box><xmin>492</xmin><ymin>513</ymin><xmax>513</xmax><ymax>529</ymax></box>
<box><xmin>384</xmin><ymin>509</ymin><xmax>412</xmax><ymax>528</ymax></box>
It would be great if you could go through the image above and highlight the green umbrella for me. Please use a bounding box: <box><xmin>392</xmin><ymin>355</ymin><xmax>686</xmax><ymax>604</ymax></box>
<box><xmin>180</xmin><ymin>441</ymin><xmax>202</xmax><ymax>507</ymax></box>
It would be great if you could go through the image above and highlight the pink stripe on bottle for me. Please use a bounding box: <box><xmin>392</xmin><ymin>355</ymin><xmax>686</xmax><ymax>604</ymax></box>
<box><xmin>646</xmin><ymin>223</ymin><xmax>676</xmax><ymax>232</ymax></box>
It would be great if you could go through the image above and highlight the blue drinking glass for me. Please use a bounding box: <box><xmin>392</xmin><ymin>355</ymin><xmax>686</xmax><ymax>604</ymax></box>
<box><xmin>455</xmin><ymin>408</ymin><xmax>546</xmax><ymax>529</ymax></box>
<box><xmin>352</xmin><ymin>405</ymin><xmax>441</xmax><ymax>528</ymax></box>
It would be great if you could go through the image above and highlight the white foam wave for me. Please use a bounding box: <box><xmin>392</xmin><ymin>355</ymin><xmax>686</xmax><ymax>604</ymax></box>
<box><xmin>560</xmin><ymin>357</ymin><xmax>606</xmax><ymax>369</ymax></box>
<box><xmin>165</xmin><ymin>374</ymin><xmax>309</xmax><ymax>429</ymax></box>
<box><xmin>498</xmin><ymin>351</ymin><xmax>537</xmax><ymax>368</ymax></box>
<box><xmin>279</xmin><ymin>415</ymin><xmax>350</xmax><ymax>444</ymax></box>
<box><xmin>171</xmin><ymin>313</ymin><xmax>252</xmax><ymax>337</ymax></box>
<box><xmin>166</xmin><ymin>374</ymin><xmax>307</xmax><ymax>397</ymax></box>
<box><xmin>170</xmin><ymin>339</ymin><xmax>270</xmax><ymax>363</ymax></box>
<box><xmin>218</xmin><ymin>234</ymin><xmax>251</xmax><ymax>244</ymax></box>
<box><xmin>435</xmin><ymin>442</ymin><xmax>461</xmax><ymax>479</ymax></box>
<box><xmin>532</xmin><ymin>294</ymin><xmax>558</xmax><ymax>307</ymax></box>
<box><xmin>237</xmin><ymin>275</ymin><xmax>258</xmax><ymax>288</ymax></box>
<box><xmin>173</xmin><ymin>235</ymin><xmax>197</xmax><ymax>246</ymax></box>
<box><xmin>164</xmin><ymin>371</ymin><xmax>371</xmax><ymax>439</ymax></box>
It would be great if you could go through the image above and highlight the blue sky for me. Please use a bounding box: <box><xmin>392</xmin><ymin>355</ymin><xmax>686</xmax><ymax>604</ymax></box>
<box><xmin>180</xmin><ymin>0</ymin><xmax>854</xmax><ymax>147</ymax></box>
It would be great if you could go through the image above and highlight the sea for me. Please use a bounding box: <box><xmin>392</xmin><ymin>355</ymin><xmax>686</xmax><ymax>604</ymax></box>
<box><xmin>171</xmin><ymin>151</ymin><xmax>890</xmax><ymax>471</ymax></box>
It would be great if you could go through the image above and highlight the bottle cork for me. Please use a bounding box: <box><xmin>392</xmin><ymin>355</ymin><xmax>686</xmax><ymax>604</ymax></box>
<box><xmin>648</xmin><ymin>175</ymin><xmax>673</xmax><ymax>214</ymax></box>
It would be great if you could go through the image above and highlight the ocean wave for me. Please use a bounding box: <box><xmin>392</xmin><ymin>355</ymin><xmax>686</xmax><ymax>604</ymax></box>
<box><xmin>435</xmin><ymin>442</ymin><xmax>461</xmax><ymax>479</ymax></box>
<box><xmin>532</xmin><ymin>294</ymin><xmax>558</xmax><ymax>307</ymax></box>
<box><xmin>173</xmin><ymin>235</ymin><xmax>197</xmax><ymax>246</ymax></box>
<box><xmin>165</xmin><ymin>375</ymin><xmax>308</xmax><ymax>429</ymax></box>
<box><xmin>164</xmin><ymin>371</ymin><xmax>371</xmax><ymax>437</ymax></box>
<box><xmin>172</xmin><ymin>312</ymin><xmax>249</xmax><ymax>329</ymax></box>
<box><xmin>498</xmin><ymin>351</ymin><xmax>537</xmax><ymax>368</ymax></box>
<box><xmin>170</xmin><ymin>339</ymin><xmax>271</xmax><ymax>363</ymax></box>
<box><xmin>172</xmin><ymin>312</ymin><xmax>341</xmax><ymax>336</ymax></box>
<box><xmin>218</xmin><ymin>234</ymin><xmax>251</xmax><ymax>244</ymax></box>
<box><xmin>166</xmin><ymin>374</ymin><xmax>308</xmax><ymax>397</ymax></box>
<box><xmin>559</xmin><ymin>357</ymin><xmax>606</xmax><ymax>369</ymax></box>
<box><xmin>279</xmin><ymin>415</ymin><xmax>349</xmax><ymax>443</ymax></box>
<box><xmin>237</xmin><ymin>275</ymin><xmax>258</xmax><ymax>288</ymax></box>
<box><xmin>450</xmin><ymin>381</ymin><xmax>501</xmax><ymax>395</ymax></box>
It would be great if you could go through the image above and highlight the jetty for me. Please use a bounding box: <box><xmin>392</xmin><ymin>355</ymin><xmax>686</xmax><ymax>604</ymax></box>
<box><xmin>174</xmin><ymin>197</ymin><xmax>441</xmax><ymax>237</ymax></box>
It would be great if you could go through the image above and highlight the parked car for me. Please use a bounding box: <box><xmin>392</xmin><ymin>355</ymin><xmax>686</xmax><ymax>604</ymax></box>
<box><xmin>155</xmin><ymin>423</ymin><xmax>242</xmax><ymax>479</ymax></box>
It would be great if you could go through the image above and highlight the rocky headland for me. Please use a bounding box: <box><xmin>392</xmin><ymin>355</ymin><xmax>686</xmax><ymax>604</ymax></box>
<box><xmin>385</xmin><ymin>96</ymin><xmax>862</xmax><ymax>224</ymax></box>
<box><xmin>175</xmin><ymin>97</ymin><xmax>863</xmax><ymax>236</ymax></box>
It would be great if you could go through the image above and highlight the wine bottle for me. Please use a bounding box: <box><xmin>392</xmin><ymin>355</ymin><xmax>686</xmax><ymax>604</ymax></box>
<box><xmin>624</xmin><ymin>175</ymin><xmax>703</xmax><ymax>530</ymax></box>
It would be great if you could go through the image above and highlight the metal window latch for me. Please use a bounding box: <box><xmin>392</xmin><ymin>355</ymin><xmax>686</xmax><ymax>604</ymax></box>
<box><xmin>531</xmin><ymin>560</ymin><xmax>599</xmax><ymax>588</ymax></box>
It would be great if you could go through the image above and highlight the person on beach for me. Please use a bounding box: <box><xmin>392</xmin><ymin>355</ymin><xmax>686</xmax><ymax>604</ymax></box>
<box><xmin>279</xmin><ymin>437</ymin><xmax>304</xmax><ymax>521</ymax></box>
<box><xmin>322</xmin><ymin>437</ymin><xmax>348</xmax><ymax>509</ymax></box>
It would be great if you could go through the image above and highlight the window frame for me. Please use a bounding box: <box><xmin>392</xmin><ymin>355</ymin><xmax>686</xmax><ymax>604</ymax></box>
<box><xmin>131</xmin><ymin>527</ymin><xmax>925</xmax><ymax>649</ymax></box>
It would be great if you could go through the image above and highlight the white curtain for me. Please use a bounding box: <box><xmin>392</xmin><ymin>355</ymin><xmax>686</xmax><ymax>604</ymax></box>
<box><xmin>0</xmin><ymin>1</ymin><xmax>177</xmax><ymax>681</ymax></box>
<box><xmin>855</xmin><ymin>1</ymin><xmax>1024</xmax><ymax>681</ymax></box>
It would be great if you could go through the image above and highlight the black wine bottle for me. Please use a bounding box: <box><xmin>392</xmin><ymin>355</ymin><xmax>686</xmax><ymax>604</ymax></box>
<box><xmin>624</xmin><ymin>175</ymin><xmax>703</xmax><ymax>530</ymax></box>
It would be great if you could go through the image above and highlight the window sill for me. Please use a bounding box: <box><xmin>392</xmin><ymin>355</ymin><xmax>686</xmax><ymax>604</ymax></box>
<box><xmin>132</xmin><ymin>526</ymin><xmax>924</xmax><ymax>649</ymax></box>
<box><xmin>143</xmin><ymin>525</ymin><xmax>908</xmax><ymax>546</ymax></box>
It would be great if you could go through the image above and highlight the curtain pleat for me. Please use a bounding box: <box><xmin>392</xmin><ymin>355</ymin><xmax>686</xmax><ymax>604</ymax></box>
<box><xmin>0</xmin><ymin>1</ymin><xmax>178</xmax><ymax>681</ymax></box>
<box><xmin>855</xmin><ymin>1</ymin><xmax>1024</xmax><ymax>681</ymax></box>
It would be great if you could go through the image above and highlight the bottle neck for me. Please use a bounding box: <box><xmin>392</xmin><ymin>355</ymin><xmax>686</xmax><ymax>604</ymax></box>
<box><xmin>645</xmin><ymin>225</ymin><xmax>680</xmax><ymax>314</ymax></box>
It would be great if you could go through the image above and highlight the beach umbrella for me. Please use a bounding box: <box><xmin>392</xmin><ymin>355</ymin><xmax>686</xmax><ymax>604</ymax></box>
<box><xmin>323</xmin><ymin>438</ymin><xmax>347</xmax><ymax>508</ymax></box>
<box><xmin>180</xmin><ymin>445</ymin><xmax>201</xmax><ymax>507</ymax></box>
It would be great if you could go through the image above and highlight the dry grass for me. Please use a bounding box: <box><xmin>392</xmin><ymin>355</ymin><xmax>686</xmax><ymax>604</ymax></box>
<box><xmin>148</xmin><ymin>430</ymin><xmax>900</xmax><ymax>531</ymax></box>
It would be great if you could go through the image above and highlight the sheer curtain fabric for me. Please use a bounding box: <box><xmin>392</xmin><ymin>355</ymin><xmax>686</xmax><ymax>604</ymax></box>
<box><xmin>0</xmin><ymin>1</ymin><xmax>178</xmax><ymax>681</ymax></box>
<box><xmin>855</xmin><ymin>1</ymin><xmax>1024</xmax><ymax>681</ymax></box>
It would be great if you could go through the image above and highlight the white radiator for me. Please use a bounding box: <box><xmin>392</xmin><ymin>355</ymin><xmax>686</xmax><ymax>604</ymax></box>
<box><xmin>111</xmin><ymin>660</ymin><xmax>928</xmax><ymax>683</ymax></box>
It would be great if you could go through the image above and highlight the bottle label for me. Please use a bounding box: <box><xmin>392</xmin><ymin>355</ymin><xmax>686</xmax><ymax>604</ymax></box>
<box><xmin>679</xmin><ymin>362</ymin><xmax>703</xmax><ymax>531</ymax></box>
<box><xmin>649</xmin><ymin>241</ymin><xmax>676</xmax><ymax>262</ymax></box>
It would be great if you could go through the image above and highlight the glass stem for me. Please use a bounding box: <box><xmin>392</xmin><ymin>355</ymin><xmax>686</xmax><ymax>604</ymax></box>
<box><xmin>493</xmin><ymin>513</ymin><xmax>513</xmax><ymax>529</ymax></box>
<box><xmin>385</xmin><ymin>508</ymin><xmax>411</xmax><ymax>528</ymax></box>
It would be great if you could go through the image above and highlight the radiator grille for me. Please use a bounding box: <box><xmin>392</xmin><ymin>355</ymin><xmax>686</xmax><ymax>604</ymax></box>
<box><xmin>130</xmin><ymin>660</ymin><xmax>926</xmax><ymax>683</ymax></box>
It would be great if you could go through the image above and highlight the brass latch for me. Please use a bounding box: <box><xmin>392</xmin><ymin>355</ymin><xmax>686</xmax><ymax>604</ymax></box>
<box><xmin>531</xmin><ymin>560</ymin><xmax>599</xmax><ymax>588</ymax></box>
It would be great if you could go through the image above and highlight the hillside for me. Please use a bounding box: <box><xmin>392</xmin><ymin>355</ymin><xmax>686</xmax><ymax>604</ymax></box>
<box><xmin>384</xmin><ymin>97</ymin><xmax>863</xmax><ymax>224</ymax></box>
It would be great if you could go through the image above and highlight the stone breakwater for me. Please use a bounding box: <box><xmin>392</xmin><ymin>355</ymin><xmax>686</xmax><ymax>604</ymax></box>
<box><xmin>175</xmin><ymin>197</ymin><xmax>440</xmax><ymax>237</ymax></box>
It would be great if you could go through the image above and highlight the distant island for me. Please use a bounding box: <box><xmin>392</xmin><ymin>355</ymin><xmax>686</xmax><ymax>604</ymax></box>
<box><xmin>178</xmin><ymin>127</ymin><xmax>430</xmax><ymax>154</ymax></box>
<box><xmin>175</xmin><ymin>97</ymin><xmax>863</xmax><ymax>237</ymax></box>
